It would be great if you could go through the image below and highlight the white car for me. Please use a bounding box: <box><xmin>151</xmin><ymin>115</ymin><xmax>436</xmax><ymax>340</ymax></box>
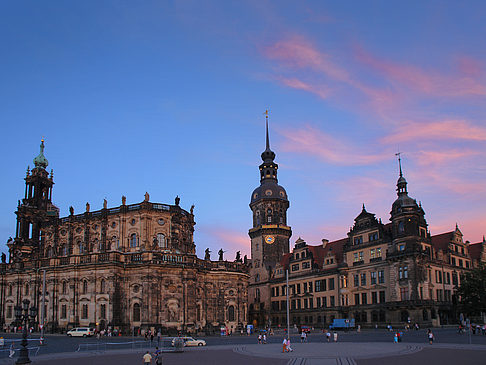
<box><xmin>172</xmin><ymin>336</ymin><xmax>206</xmax><ymax>347</ymax></box>
<box><xmin>67</xmin><ymin>327</ymin><xmax>94</xmax><ymax>337</ymax></box>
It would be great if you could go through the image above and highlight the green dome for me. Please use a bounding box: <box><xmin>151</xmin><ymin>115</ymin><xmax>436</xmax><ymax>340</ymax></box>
<box><xmin>33</xmin><ymin>139</ymin><xmax>48</xmax><ymax>169</ymax></box>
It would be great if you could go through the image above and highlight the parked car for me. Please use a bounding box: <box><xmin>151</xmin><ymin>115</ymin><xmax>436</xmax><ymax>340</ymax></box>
<box><xmin>172</xmin><ymin>336</ymin><xmax>206</xmax><ymax>347</ymax></box>
<box><xmin>67</xmin><ymin>327</ymin><xmax>95</xmax><ymax>337</ymax></box>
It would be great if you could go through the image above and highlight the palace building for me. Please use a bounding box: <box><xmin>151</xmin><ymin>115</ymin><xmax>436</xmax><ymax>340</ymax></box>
<box><xmin>248</xmin><ymin>119</ymin><xmax>485</xmax><ymax>328</ymax></box>
<box><xmin>0</xmin><ymin>140</ymin><xmax>249</xmax><ymax>334</ymax></box>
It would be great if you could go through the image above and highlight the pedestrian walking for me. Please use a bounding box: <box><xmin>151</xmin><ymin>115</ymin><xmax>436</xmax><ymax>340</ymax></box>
<box><xmin>154</xmin><ymin>346</ymin><xmax>162</xmax><ymax>365</ymax></box>
<box><xmin>393</xmin><ymin>332</ymin><xmax>398</xmax><ymax>343</ymax></box>
<box><xmin>427</xmin><ymin>329</ymin><xmax>434</xmax><ymax>345</ymax></box>
<box><xmin>287</xmin><ymin>338</ymin><xmax>293</xmax><ymax>352</ymax></box>
<box><xmin>263</xmin><ymin>334</ymin><xmax>267</xmax><ymax>344</ymax></box>
<box><xmin>333</xmin><ymin>332</ymin><xmax>338</xmax><ymax>342</ymax></box>
<box><xmin>8</xmin><ymin>344</ymin><xmax>15</xmax><ymax>358</ymax></box>
<box><xmin>282</xmin><ymin>337</ymin><xmax>287</xmax><ymax>353</ymax></box>
<box><xmin>143</xmin><ymin>350</ymin><xmax>152</xmax><ymax>364</ymax></box>
<box><xmin>258</xmin><ymin>334</ymin><xmax>262</xmax><ymax>344</ymax></box>
<box><xmin>300</xmin><ymin>331</ymin><xmax>305</xmax><ymax>343</ymax></box>
<box><xmin>326</xmin><ymin>331</ymin><xmax>331</xmax><ymax>342</ymax></box>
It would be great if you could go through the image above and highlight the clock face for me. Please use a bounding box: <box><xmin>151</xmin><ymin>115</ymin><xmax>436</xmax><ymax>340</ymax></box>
<box><xmin>265</xmin><ymin>235</ymin><xmax>275</xmax><ymax>244</ymax></box>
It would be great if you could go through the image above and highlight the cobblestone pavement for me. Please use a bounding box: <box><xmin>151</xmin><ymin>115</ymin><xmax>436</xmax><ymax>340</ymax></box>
<box><xmin>3</xmin><ymin>341</ymin><xmax>485</xmax><ymax>365</ymax></box>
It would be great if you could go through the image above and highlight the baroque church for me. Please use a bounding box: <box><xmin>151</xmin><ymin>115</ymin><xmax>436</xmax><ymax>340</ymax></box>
<box><xmin>0</xmin><ymin>140</ymin><xmax>249</xmax><ymax>334</ymax></box>
<box><xmin>248</xmin><ymin>116</ymin><xmax>486</xmax><ymax>328</ymax></box>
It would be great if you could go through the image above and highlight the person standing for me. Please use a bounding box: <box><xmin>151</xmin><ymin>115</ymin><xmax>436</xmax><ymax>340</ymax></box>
<box><xmin>427</xmin><ymin>329</ymin><xmax>434</xmax><ymax>345</ymax></box>
<box><xmin>326</xmin><ymin>331</ymin><xmax>331</xmax><ymax>342</ymax></box>
<box><xmin>333</xmin><ymin>332</ymin><xmax>338</xmax><ymax>342</ymax></box>
<box><xmin>143</xmin><ymin>350</ymin><xmax>152</xmax><ymax>364</ymax></box>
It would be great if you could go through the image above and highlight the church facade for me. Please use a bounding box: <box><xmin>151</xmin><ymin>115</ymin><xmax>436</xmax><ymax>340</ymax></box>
<box><xmin>0</xmin><ymin>141</ymin><xmax>249</xmax><ymax>334</ymax></box>
<box><xmin>248</xmin><ymin>120</ymin><xmax>485</xmax><ymax>328</ymax></box>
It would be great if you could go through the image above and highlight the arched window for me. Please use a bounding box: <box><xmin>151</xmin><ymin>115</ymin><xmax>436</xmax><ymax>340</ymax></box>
<box><xmin>130</xmin><ymin>234</ymin><xmax>138</xmax><ymax>248</ymax></box>
<box><xmin>398</xmin><ymin>221</ymin><xmax>405</xmax><ymax>233</ymax></box>
<box><xmin>83</xmin><ymin>280</ymin><xmax>88</xmax><ymax>294</ymax></box>
<box><xmin>228</xmin><ymin>305</ymin><xmax>235</xmax><ymax>322</ymax></box>
<box><xmin>79</xmin><ymin>241</ymin><xmax>85</xmax><ymax>254</ymax></box>
<box><xmin>8</xmin><ymin>285</ymin><xmax>12</xmax><ymax>296</ymax></box>
<box><xmin>62</xmin><ymin>281</ymin><xmax>67</xmax><ymax>294</ymax></box>
<box><xmin>25</xmin><ymin>284</ymin><xmax>29</xmax><ymax>296</ymax></box>
<box><xmin>47</xmin><ymin>246</ymin><xmax>53</xmax><ymax>257</ymax></box>
<box><xmin>61</xmin><ymin>245</ymin><xmax>68</xmax><ymax>256</ymax></box>
<box><xmin>100</xmin><ymin>279</ymin><xmax>106</xmax><ymax>294</ymax></box>
<box><xmin>157</xmin><ymin>233</ymin><xmax>166</xmax><ymax>249</ymax></box>
<box><xmin>133</xmin><ymin>303</ymin><xmax>141</xmax><ymax>322</ymax></box>
<box><xmin>112</xmin><ymin>236</ymin><xmax>119</xmax><ymax>250</ymax></box>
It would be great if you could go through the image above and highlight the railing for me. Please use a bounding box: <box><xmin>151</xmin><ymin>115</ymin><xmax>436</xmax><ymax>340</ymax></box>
<box><xmin>353</xmin><ymin>260</ymin><xmax>364</xmax><ymax>266</ymax></box>
<box><xmin>60</xmin><ymin>257</ymin><xmax>70</xmax><ymax>265</ymax></box>
<box><xmin>152</xmin><ymin>203</ymin><xmax>170</xmax><ymax>211</ymax></box>
<box><xmin>98</xmin><ymin>253</ymin><xmax>110</xmax><ymax>262</ymax></box>
<box><xmin>131</xmin><ymin>254</ymin><xmax>143</xmax><ymax>262</ymax></box>
<box><xmin>80</xmin><ymin>255</ymin><xmax>91</xmax><ymax>264</ymax></box>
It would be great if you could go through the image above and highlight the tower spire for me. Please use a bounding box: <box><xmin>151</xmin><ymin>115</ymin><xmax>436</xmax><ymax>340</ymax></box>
<box><xmin>396</xmin><ymin>151</ymin><xmax>403</xmax><ymax>177</ymax></box>
<box><xmin>265</xmin><ymin>109</ymin><xmax>270</xmax><ymax>151</ymax></box>
<box><xmin>395</xmin><ymin>151</ymin><xmax>408</xmax><ymax>196</ymax></box>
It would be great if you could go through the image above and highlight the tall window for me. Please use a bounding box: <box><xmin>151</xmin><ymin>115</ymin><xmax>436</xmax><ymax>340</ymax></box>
<box><xmin>100</xmin><ymin>304</ymin><xmax>106</xmax><ymax>319</ymax></box>
<box><xmin>82</xmin><ymin>304</ymin><xmax>88</xmax><ymax>319</ymax></box>
<box><xmin>133</xmin><ymin>303</ymin><xmax>141</xmax><ymax>322</ymax></box>
<box><xmin>61</xmin><ymin>304</ymin><xmax>67</xmax><ymax>319</ymax></box>
<box><xmin>370</xmin><ymin>272</ymin><xmax>377</xmax><ymax>285</ymax></box>
<box><xmin>62</xmin><ymin>281</ymin><xmax>67</xmax><ymax>294</ymax></box>
<box><xmin>354</xmin><ymin>274</ymin><xmax>359</xmax><ymax>287</ymax></box>
<box><xmin>112</xmin><ymin>236</ymin><xmax>119</xmax><ymax>250</ymax></box>
<box><xmin>83</xmin><ymin>280</ymin><xmax>88</xmax><ymax>294</ymax></box>
<box><xmin>130</xmin><ymin>234</ymin><xmax>138</xmax><ymax>248</ymax></box>
<box><xmin>79</xmin><ymin>241</ymin><xmax>85</xmax><ymax>254</ymax></box>
<box><xmin>378</xmin><ymin>270</ymin><xmax>385</xmax><ymax>284</ymax></box>
<box><xmin>25</xmin><ymin>284</ymin><xmax>29</xmax><ymax>296</ymax></box>
<box><xmin>100</xmin><ymin>279</ymin><xmax>106</xmax><ymax>294</ymax></box>
<box><xmin>360</xmin><ymin>273</ymin><xmax>366</xmax><ymax>286</ymax></box>
<box><xmin>400</xmin><ymin>287</ymin><xmax>409</xmax><ymax>301</ymax></box>
<box><xmin>157</xmin><ymin>233</ymin><xmax>166</xmax><ymax>249</ymax></box>
<box><xmin>228</xmin><ymin>305</ymin><xmax>235</xmax><ymax>322</ymax></box>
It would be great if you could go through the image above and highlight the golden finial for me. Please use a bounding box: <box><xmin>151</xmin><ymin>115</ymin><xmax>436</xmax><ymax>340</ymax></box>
<box><xmin>41</xmin><ymin>136</ymin><xmax>45</xmax><ymax>143</ymax></box>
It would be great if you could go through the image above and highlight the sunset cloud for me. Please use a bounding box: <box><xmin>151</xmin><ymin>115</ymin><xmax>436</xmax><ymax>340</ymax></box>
<box><xmin>279</xmin><ymin>125</ymin><xmax>386</xmax><ymax>166</ymax></box>
<box><xmin>277</xmin><ymin>76</ymin><xmax>330</xmax><ymax>100</ymax></box>
<box><xmin>381</xmin><ymin>120</ymin><xmax>486</xmax><ymax>144</ymax></box>
<box><xmin>198</xmin><ymin>225</ymin><xmax>250</xmax><ymax>258</ymax></box>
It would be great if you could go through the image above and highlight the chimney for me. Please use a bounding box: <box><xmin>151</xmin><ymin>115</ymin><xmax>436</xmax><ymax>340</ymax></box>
<box><xmin>322</xmin><ymin>239</ymin><xmax>329</xmax><ymax>248</ymax></box>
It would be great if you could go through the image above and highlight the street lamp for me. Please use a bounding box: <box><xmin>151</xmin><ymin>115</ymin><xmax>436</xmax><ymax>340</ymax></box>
<box><xmin>14</xmin><ymin>299</ymin><xmax>37</xmax><ymax>364</ymax></box>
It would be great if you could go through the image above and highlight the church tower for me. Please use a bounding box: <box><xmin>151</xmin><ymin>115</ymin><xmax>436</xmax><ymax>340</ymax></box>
<box><xmin>248</xmin><ymin>112</ymin><xmax>291</xmax><ymax>326</ymax></box>
<box><xmin>8</xmin><ymin>140</ymin><xmax>58</xmax><ymax>263</ymax></box>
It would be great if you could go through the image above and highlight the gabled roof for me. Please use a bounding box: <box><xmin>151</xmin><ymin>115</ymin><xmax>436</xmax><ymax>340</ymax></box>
<box><xmin>430</xmin><ymin>231</ymin><xmax>454</xmax><ymax>252</ymax></box>
<box><xmin>468</xmin><ymin>242</ymin><xmax>484</xmax><ymax>261</ymax></box>
<box><xmin>280</xmin><ymin>237</ymin><xmax>347</xmax><ymax>270</ymax></box>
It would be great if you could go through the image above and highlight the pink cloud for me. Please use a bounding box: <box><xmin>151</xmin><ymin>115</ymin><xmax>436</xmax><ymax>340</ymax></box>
<box><xmin>415</xmin><ymin>149</ymin><xmax>479</xmax><ymax>166</ymax></box>
<box><xmin>277</xmin><ymin>76</ymin><xmax>330</xmax><ymax>99</ymax></box>
<box><xmin>354</xmin><ymin>46</ymin><xmax>486</xmax><ymax>97</ymax></box>
<box><xmin>457</xmin><ymin>56</ymin><xmax>483</xmax><ymax>77</ymax></box>
<box><xmin>199</xmin><ymin>225</ymin><xmax>250</xmax><ymax>257</ymax></box>
<box><xmin>280</xmin><ymin>125</ymin><xmax>386</xmax><ymax>165</ymax></box>
<box><xmin>381</xmin><ymin>120</ymin><xmax>486</xmax><ymax>144</ymax></box>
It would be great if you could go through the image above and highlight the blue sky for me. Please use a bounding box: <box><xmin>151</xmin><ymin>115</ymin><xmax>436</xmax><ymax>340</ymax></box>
<box><xmin>1</xmin><ymin>1</ymin><xmax>485</xmax><ymax>259</ymax></box>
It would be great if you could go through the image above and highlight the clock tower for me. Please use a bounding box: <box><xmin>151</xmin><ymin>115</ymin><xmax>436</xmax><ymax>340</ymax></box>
<box><xmin>248</xmin><ymin>112</ymin><xmax>291</xmax><ymax>326</ymax></box>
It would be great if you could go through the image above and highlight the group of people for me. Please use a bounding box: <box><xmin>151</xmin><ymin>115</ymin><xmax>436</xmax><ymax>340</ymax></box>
<box><xmin>322</xmin><ymin>330</ymin><xmax>338</xmax><ymax>342</ymax></box>
<box><xmin>257</xmin><ymin>333</ymin><xmax>267</xmax><ymax>344</ymax></box>
<box><xmin>142</xmin><ymin>347</ymin><xmax>162</xmax><ymax>365</ymax></box>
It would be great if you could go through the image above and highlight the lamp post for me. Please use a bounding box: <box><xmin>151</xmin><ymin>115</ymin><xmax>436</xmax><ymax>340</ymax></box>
<box><xmin>14</xmin><ymin>299</ymin><xmax>37</xmax><ymax>364</ymax></box>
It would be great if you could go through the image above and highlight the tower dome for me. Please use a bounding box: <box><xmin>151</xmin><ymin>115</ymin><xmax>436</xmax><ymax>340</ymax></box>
<box><xmin>33</xmin><ymin>139</ymin><xmax>49</xmax><ymax>169</ymax></box>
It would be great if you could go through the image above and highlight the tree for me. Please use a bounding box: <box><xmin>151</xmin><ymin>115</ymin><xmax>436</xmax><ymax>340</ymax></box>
<box><xmin>456</xmin><ymin>264</ymin><xmax>486</xmax><ymax>317</ymax></box>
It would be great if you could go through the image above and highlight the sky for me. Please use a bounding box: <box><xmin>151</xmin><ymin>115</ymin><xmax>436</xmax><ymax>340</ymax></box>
<box><xmin>1</xmin><ymin>1</ymin><xmax>485</xmax><ymax>260</ymax></box>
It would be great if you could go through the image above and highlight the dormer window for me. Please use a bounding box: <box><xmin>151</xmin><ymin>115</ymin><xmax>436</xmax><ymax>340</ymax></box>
<box><xmin>398</xmin><ymin>221</ymin><xmax>405</xmax><ymax>233</ymax></box>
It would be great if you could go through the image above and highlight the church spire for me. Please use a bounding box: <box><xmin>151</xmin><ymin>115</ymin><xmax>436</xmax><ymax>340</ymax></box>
<box><xmin>33</xmin><ymin>138</ymin><xmax>49</xmax><ymax>169</ymax></box>
<box><xmin>265</xmin><ymin>109</ymin><xmax>270</xmax><ymax>151</ymax></box>
<box><xmin>261</xmin><ymin>110</ymin><xmax>276</xmax><ymax>163</ymax></box>
<box><xmin>395</xmin><ymin>152</ymin><xmax>408</xmax><ymax>196</ymax></box>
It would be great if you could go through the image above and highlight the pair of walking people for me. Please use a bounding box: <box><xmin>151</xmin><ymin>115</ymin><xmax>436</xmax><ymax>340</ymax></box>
<box><xmin>142</xmin><ymin>347</ymin><xmax>162</xmax><ymax>364</ymax></box>
<box><xmin>282</xmin><ymin>337</ymin><xmax>293</xmax><ymax>352</ymax></box>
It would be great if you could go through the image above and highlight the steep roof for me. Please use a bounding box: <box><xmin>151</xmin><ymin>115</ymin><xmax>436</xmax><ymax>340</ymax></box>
<box><xmin>280</xmin><ymin>237</ymin><xmax>347</xmax><ymax>270</ymax></box>
<box><xmin>468</xmin><ymin>242</ymin><xmax>484</xmax><ymax>261</ymax></box>
<box><xmin>431</xmin><ymin>231</ymin><xmax>454</xmax><ymax>252</ymax></box>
